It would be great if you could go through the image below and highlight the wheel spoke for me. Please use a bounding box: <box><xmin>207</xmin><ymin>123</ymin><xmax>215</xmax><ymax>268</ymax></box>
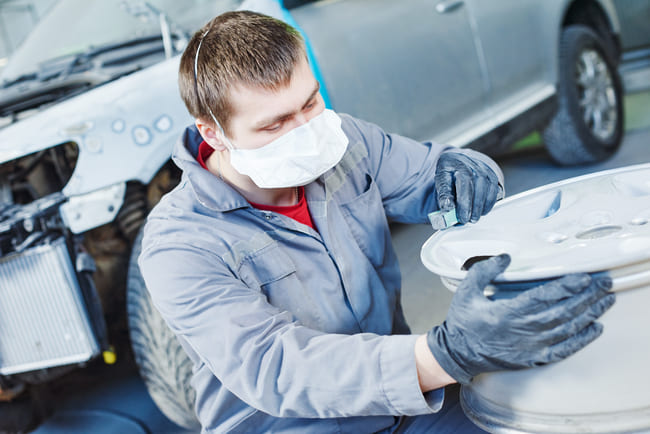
<box><xmin>605</xmin><ymin>87</ymin><xmax>617</xmax><ymax>107</ymax></box>
<box><xmin>575</xmin><ymin>49</ymin><xmax>618</xmax><ymax>141</ymax></box>
<box><xmin>582</xmin><ymin>51</ymin><xmax>597</xmax><ymax>79</ymax></box>
<box><xmin>592</xmin><ymin>109</ymin><xmax>603</xmax><ymax>136</ymax></box>
<box><xmin>577</xmin><ymin>72</ymin><xmax>590</xmax><ymax>88</ymax></box>
<box><xmin>583</xmin><ymin>104</ymin><xmax>594</xmax><ymax>126</ymax></box>
<box><xmin>603</xmin><ymin>86</ymin><xmax>614</xmax><ymax>106</ymax></box>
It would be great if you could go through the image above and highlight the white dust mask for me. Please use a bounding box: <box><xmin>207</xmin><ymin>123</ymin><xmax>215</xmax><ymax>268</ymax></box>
<box><xmin>214</xmin><ymin>109</ymin><xmax>348</xmax><ymax>188</ymax></box>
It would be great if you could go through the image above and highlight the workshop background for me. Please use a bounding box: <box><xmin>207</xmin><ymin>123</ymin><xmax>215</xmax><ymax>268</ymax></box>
<box><xmin>1</xmin><ymin>0</ymin><xmax>649</xmax><ymax>433</ymax></box>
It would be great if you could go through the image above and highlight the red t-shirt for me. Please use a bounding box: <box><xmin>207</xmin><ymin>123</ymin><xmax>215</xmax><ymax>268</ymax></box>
<box><xmin>197</xmin><ymin>141</ymin><xmax>316</xmax><ymax>229</ymax></box>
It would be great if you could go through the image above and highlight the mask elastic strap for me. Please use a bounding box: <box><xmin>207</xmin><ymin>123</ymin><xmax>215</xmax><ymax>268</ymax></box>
<box><xmin>194</xmin><ymin>29</ymin><xmax>235</xmax><ymax>151</ymax></box>
<box><xmin>207</xmin><ymin>109</ymin><xmax>235</xmax><ymax>151</ymax></box>
<box><xmin>193</xmin><ymin>29</ymin><xmax>209</xmax><ymax>114</ymax></box>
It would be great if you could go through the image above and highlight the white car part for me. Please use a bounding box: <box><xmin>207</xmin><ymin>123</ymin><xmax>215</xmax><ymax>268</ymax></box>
<box><xmin>0</xmin><ymin>55</ymin><xmax>192</xmax><ymax>197</ymax></box>
<box><xmin>420</xmin><ymin>163</ymin><xmax>650</xmax><ymax>433</ymax></box>
<box><xmin>60</xmin><ymin>183</ymin><xmax>126</xmax><ymax>234</ymax></box>
<box><xmin>421</xmin><ymin>163</ymin><xmax>650</xmax><ymax>285</ymax></box>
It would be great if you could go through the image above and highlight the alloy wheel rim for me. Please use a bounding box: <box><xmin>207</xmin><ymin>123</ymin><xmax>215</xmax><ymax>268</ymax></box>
<box><xmin>575</xmin><ymin>49</ymin><xmax>618</xmax><ymax>141</ymax></box>
<box><xmin>420</xmin><ymin>163</ymin><xmax>650</xmax><ymax>284</ymax></box>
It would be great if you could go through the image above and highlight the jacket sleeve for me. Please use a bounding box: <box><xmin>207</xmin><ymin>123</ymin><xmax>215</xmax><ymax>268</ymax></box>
<box><xmin>341</xmin><ymin>115</ymin><xmax>504</xmax><ymax>224</ymax></box>
<box><xmin>138</xmin><ymin>236</ymin><xmax>443</xmax><ymax>418</ymax></box>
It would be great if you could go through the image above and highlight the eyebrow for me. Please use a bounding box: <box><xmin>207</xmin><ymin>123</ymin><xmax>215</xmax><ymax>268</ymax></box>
<box><xmin>254</xmin><ymin>82</ymin><xmax>321</xmax><ymax>130</ymax></box>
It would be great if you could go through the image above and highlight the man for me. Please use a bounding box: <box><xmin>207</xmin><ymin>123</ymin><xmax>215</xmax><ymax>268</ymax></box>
<box><xmin>139</xmin><ymin>11</ymin><xmax>615</xmax><ymax>433</ymax></box>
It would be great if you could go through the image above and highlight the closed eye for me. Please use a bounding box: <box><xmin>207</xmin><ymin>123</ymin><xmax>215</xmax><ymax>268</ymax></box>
<box><xmin>262</xmin><ymin>123</ymin><xmax>283</xmax><ymax>132</ymax></box>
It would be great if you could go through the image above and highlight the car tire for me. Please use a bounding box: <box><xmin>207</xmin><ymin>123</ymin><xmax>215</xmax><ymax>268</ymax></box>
<box><xmin>543</xmin><ymin>25</ymin><xmax>624</xmax><ymax>165</ymax></box>
<box><xmin>127</xmin><ymin>228</ymin><xmax>200</xmax><ymax>431</ymax></box>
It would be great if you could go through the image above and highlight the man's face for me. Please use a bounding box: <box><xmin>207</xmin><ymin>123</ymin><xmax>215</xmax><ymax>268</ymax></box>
<box><xmin>226</xmin><ymin>56</ymin><xmax>325</xmax><ymax>150</ymax></box>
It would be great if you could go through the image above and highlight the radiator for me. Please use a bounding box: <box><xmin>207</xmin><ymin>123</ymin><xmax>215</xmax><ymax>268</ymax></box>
<box><xmin>0</xmin><ymin>237</ymin><xmax>99</xmax><ymax>375</ymax></box>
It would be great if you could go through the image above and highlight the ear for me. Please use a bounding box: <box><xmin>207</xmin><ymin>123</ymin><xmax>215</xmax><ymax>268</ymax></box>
<box><xmin>195</xmin><ymin>118</ymin><xmax>229</xmax><ymax>151</ymax></box>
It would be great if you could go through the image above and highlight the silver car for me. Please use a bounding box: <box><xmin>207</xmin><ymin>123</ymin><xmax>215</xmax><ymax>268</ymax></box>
<box><xmin>0</xmin><ymin>0</ymin><xmax>648</xmax><ymax>430</ymax></box>
<box><xmin>291</xmin><ymin>0</ymin><xmax>648</xmax><ymax>165</ymax></box>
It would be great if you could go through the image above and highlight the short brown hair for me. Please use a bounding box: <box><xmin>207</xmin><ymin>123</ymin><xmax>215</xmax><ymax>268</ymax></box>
<box><xmin>178</xmin><ymin>11</ymin><xmax>306</xmax><ymax>135</ymax></box>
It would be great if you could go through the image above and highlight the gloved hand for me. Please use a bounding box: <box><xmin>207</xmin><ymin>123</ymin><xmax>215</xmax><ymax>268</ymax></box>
<box><xmin>427</xmin><ymin>254</ymin><xmax>615</xmax><ymax>385</ymax></box>
<box><xmin>434</xmin><ymin>151</ymin><xmax>501</xmax><ymax>224</ymax></box>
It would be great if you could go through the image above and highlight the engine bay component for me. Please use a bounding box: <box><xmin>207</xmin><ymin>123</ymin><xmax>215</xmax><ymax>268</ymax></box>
<box><xmin>0</xmin><ymin>237</ymin><xmax>100</xmax><ymax>375</ymax></box>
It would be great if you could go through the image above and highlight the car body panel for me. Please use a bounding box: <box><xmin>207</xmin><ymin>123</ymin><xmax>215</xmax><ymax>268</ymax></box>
<box><xmin>612</xmin><ymin>0</ymin><xmax>650</xmax><ymax>52</ymax></box>
<box><xmin>291</xmin><ymin>0</ymin><xmax>491</xmax><ymax>144</ymax></box>
<box><xmin>0</xmin><ymin>55</ymin><xmax>191</xmax><ymax>195</ymax></box>
<box><xmin>290</xmin><ymin>0</ymin><xmax>627</xmax><ymax>148</ymax></box>
<box><xmin>0</xmin><ymin>55</ymin><xmax>191</xmax><ymax>232</ymax></box>
<box><xmin>469</xmin><ymin>1</ymin><xmax>554</xmax><ymax>116</ymax></box>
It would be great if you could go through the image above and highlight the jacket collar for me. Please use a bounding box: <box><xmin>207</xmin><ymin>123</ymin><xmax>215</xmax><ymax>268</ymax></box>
<box><xmin>172</xmin><ymin>125</ymin><xmax>250</xmax><ymax>213</ymax></box>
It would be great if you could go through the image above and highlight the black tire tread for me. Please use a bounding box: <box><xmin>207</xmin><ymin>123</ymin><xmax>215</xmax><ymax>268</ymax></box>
<box><xmin>127</xmin><ymin>229</ymin><xmax>199</xmax><ymax>430</ymax></box>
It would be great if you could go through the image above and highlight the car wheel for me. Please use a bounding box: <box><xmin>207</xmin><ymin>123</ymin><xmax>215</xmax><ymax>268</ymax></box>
<box><xmin>543</xmin><ymin>25</ymin><xmax>624</xmax><ymax>165</ymax></box>
<box><xmin>127</xmin><ymin>228</ymin><xmax>200</xmax><ymax>430</ymax></box>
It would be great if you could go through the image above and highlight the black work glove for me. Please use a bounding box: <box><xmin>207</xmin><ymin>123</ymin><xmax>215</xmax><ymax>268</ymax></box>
<box><xmin>434</xmin><ymin>151</ymin><xmax>501</xmax><ymax>224</ymax></box>
<box><xmin>427</xmin><ymin>254</ymin><xmax>615</xmax><ymax>385</ymax></box>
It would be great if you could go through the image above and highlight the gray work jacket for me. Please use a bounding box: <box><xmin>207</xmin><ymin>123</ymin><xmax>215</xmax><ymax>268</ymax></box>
<box><xmin>139</xmin><ymin>114</ymin><xmax>503</xmax><ymax>433</ymax></box>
